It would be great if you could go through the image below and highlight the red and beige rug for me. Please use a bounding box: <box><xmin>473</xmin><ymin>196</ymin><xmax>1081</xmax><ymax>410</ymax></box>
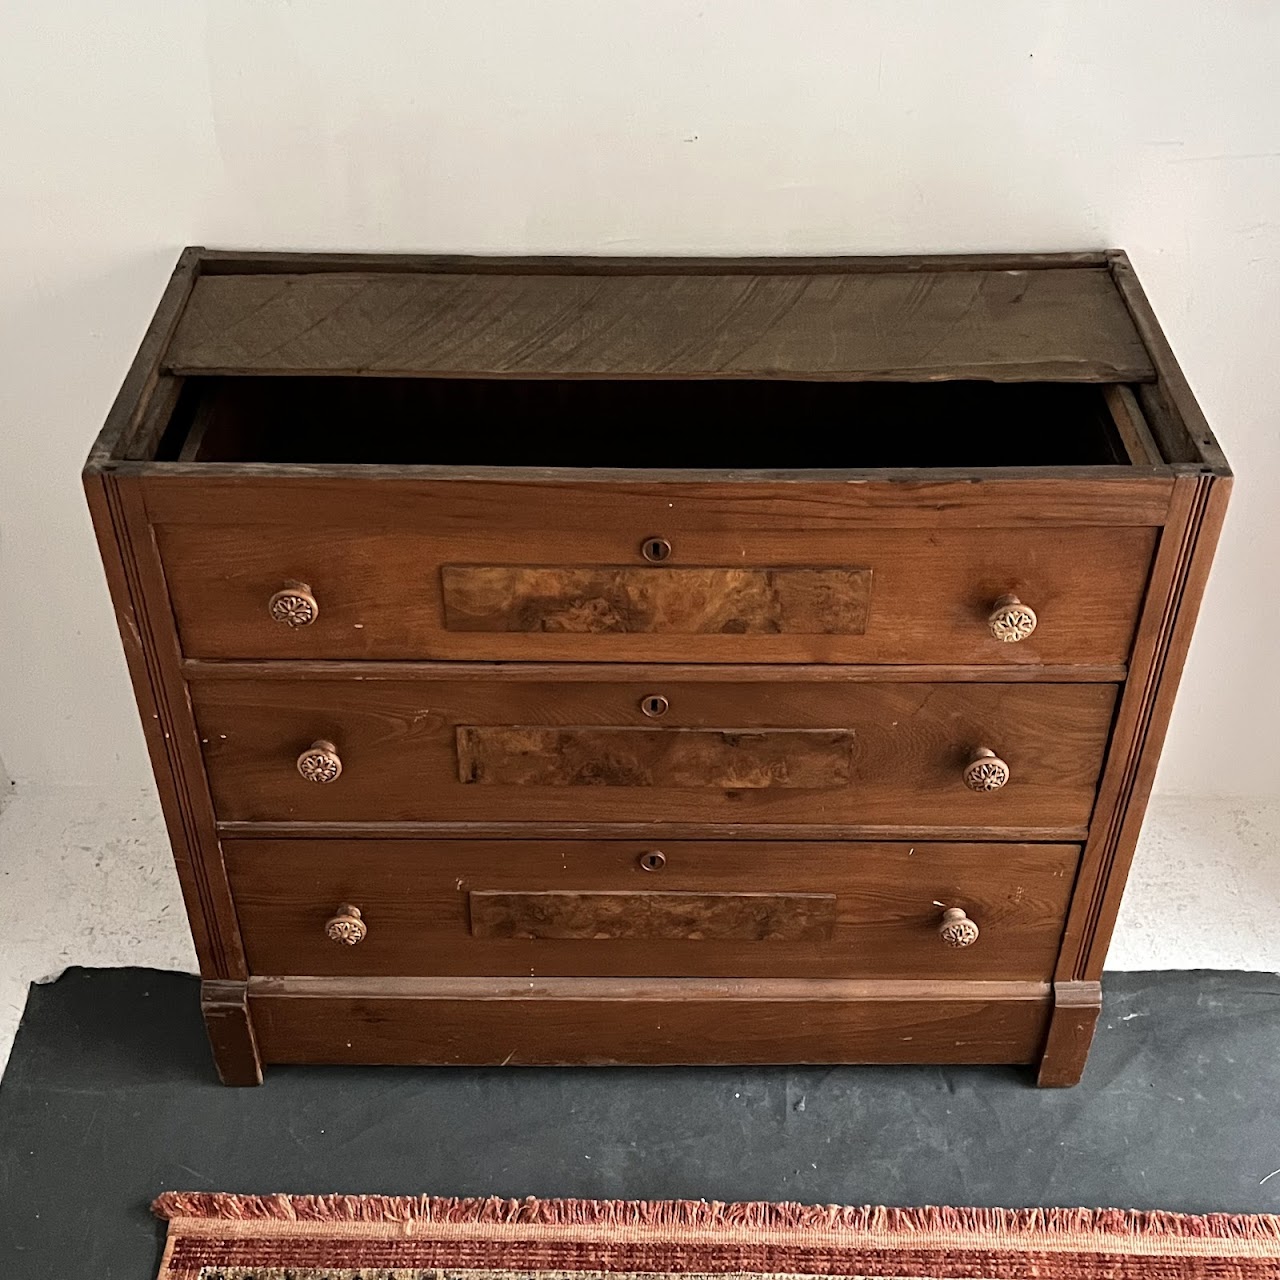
<box><xmin>153</xmin><ymin>1193</ymin><xmax>1280</xmax><ymax>1280</ymax></box>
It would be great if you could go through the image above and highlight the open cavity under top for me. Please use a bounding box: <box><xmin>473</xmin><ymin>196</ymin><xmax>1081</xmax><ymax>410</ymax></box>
<box><xmin>160</xmin><ymin>377</ymin><xmax>1138</xmax><ymax>469</ymax></box>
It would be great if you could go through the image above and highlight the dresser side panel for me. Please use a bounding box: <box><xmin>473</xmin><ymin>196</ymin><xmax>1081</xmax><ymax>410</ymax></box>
<box><xmin>1057</xmin><ymin>471</ymin><xmax>1231</xmax><ymax>982</ymax></box>
<box><xmin>83</xmin><ymin>471</ymin><xmax>247</xmax><ymax>981</ymax></box>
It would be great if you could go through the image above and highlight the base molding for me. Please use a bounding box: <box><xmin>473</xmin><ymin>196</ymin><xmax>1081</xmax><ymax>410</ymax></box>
<box><xmin>242</xmin><ymin>975</ymin><xmax>1051</xmax><ymax>1074</ymax></box>
<box><xmin>1036</xmin><ymin>979</ymin><xmax>1103</xmax><ymax>1087</ymax></box>
<box><xmin>201</xmin><ymin>979</ymin><xmax>263</xmax><ymax>1086</ymax></box>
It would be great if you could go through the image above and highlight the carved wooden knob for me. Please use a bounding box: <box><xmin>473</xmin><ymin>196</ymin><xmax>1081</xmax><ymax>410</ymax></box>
<box><xmin>988</xmin><ymin>593</ymin><xmax>1037</xmax><ymax>642</ymax></box>
<box><xmin>938</xmin><ymin>906</ymin><xmax>979</xmax><ymax>948</ymax></box>
<box><xmin>325</xmin><ymin>904</ymin><xmax>367</xmax><ymax>945</ymax></box>
<box><xmin>297</xmin><ymin>739</ymin><xmax>342</xmax><ymax>784</ymax></box>
<box><xmin>963</xmin><ymin>747</ymin><xmax>1010</xmax><ymax>792</ymax></box>
<box><xmin>269</xmin><ymin>581</ymin><xmax>319</xmax><ymax>627</ymax></box>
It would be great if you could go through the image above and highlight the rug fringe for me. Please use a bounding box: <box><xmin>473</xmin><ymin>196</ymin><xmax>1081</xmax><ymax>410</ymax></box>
<box><xmin>151</xmin><ymin>1194</ymin><xmax>1280</xmax><ymax>1242</ymax></box>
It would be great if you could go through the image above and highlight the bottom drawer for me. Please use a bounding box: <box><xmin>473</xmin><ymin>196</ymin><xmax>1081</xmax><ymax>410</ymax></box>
<box><xmin>225</xmin><ymin>839</ymin><xmax>1079</xmax><ymax>981</ymax></box>
<box><xmin>247</xmin><ymin>975</ymin><xmax>1053</xmax><ymax>1067</ymax></box>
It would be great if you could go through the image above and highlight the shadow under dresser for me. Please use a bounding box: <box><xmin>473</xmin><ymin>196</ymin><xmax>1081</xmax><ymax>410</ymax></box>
<box><xmin>83</xmin><ymin>249</ymin><xmax>1231</xmax><ymax>1086</ymax></box>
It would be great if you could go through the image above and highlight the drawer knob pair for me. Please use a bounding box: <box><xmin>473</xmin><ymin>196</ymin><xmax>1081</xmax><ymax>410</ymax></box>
<box><xmin>322</xmin><ymin>900</ymin><xmax>975</xmax><ymax>948</ymax></box>
<box><xmin>320</xmin><ymin>900</ymin><xmax>977</xmax><ymax>949</ymax></box>
<box><xmin>325</xmin><ymin>903</ymin><xmax>367</xmax><ymax>945</ymax></box>
<box><xmin>296</xmin><ymin>740</ymin><xmax>1007</xmax><ymax>790</ymax></box>
<box><xmin>269</xmin><ymin>581</ymin><xmax>319</xmax><ymax>628</ymax></box>
<box><xmin>271</xmin><ymin>580</ymin><xmax>1035</xmax><ymax>645</ymax></box>
<box><xmin>988</xmin><ymin>593</ymin><xmax>1037</xmax><ymax>642</ymax></box>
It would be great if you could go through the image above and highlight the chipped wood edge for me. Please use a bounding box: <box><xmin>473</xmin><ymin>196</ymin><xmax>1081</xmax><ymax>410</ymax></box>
<box><xmin>180</xmin><ymin>660</ymin><xmax>1131</xmax><ymax>684</ymax></box>
<box><xmin>213</xmin><ymin>820</ymin><xmax>1094</xmax><ymax>843</ymax></box>
<box><xmin>201</xmin><ymin>979</ymin><xmax>263</xmax><ymax>1086</ymax></box>
<box><xmin>1107</xmin><ymin>251</ymin><xmax>1231</xmax><ymax>473</ymax></box>
<box><xmin>1036</xmin><ymin>980</ymin><xmax>1102</xmax><ymax>1087</ymax></box>
<box><xmin>1103</xmin><ymin>384</ymin><xmax>1164</xmax><ymax>468</ymax></box>
<box><xmin>194</xmin><ymin>249</ymin><xmax>1116</xmax><ymax>276</ymax></box>
<box><xmin>84</xmin><ymin>247</ymin><xmax>203</xmax><ymax>470</ymax></box>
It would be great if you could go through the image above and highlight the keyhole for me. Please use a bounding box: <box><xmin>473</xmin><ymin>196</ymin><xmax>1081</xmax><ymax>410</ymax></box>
<box><xmin>640</xmin><ymin>694</ymin><xmax>669</xmax><ymax>718</ymax></box>
<box><xmin>638</xmin><ymin>850</ymin><xmax>667</xmax><ymax>872</ymax></box>
<box><xmin>641</xmin><ymin>536</ymin><xmax>672</xmax><ymax>563</ymax></box>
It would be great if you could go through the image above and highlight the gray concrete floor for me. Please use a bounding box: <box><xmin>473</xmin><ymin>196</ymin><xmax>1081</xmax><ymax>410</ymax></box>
<box><xmin>2</xmin><ymin>968</ymin><xmax>1280</xmax><ymax>1280</ymax></box>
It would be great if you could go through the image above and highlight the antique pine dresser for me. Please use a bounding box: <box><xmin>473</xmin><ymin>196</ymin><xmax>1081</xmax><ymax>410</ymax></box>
<box><xmin>84</xmin><ymin>249</ymin><xmax>1230</xmax><ymax>1086</ymax></box>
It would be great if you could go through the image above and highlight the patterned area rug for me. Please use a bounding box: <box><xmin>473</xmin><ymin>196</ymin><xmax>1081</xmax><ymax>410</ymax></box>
<box><xmin>153</xmin><ymin>1194</ymin><xmax>1280</xmax><ymax>1280</ymax></box>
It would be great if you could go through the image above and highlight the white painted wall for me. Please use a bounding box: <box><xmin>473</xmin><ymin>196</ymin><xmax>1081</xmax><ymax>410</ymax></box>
<box><xmin>2</xmin><ymin>1</ymin><xmax>1277</xmax><ymax>798</ymax></box>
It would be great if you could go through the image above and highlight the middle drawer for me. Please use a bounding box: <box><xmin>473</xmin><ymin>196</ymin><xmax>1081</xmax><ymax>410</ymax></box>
<box><xmin>192</xmin><ymin>673</ymin><xmax>1117</xmax><ymax>833</ymax></box>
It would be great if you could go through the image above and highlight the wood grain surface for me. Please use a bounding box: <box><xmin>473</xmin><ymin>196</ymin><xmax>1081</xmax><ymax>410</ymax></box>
<box><xmin>247</xmin><ymin>974</ymin><xmax>1053</xmax><ymax>1067</ymax></box>
<box><xmin>441</xmin><ymin>565</ymin><xmax>872</xmax><ymax>635</ymax></box>
<box><xmin>1108</xmin><ymin>251</ymin><xmax>1231</xmax><ymax>473</ymax></box>
<box><xmin>1036</xmin><ymin>980</ymin><xmax>1103</xmax><ymax>1087</ymax></box>
<box><xmin>192</xmin><ymin>676</ymin><xmax>1118</xmax><ymax>830</ymax></box>
<box><xmin>194</xmin><ymin>249</ymin><xmax>1113</xmax><ymax>275</ymax></box>
<box><xmin>84</xmin><ymin>247</ymin><xmax>202</xmax><ymax>470</ymax></box>
<box><xmin>141</xmin><ymin>472</ymin><xmax>1176</xmax><ymax>527</ymax></box>
<box><xmin>468</xmin><ymin>889</ymin><xmax>837</xmax><ymax>942</ymax></box>
<box><xmin>164</xmin><ymin>268</ymin><xmax>1154</xmax><ymax>381</ymax></box>
<box><xmin>457</xmin><ymin>726</ymin><xmax>856</xmax><ymax>790</ymax></box>
<box><xmin>156</xmin><ymin>520</ymin><xmax>1156</xmax><ymax>665</ymax></box>
<box><xmin>200</xmin><ymin>979</ymin><xmax>262</xmax><ymax>1086</ymax></box>
<box><xmin>187</xmin><ymin>659</ymin><xmax>1129</xmax><ymax>684</ymax></box>
<box><xmin>1057</xmin><ymin>471</ymin><xmax>1232</xmax><ymax>983</ymax></box>
<box><xmin>84</xmin><ymin>472</ymin><xmax>247</xmax><ymax>984</ymax></box>
<box><xmin>224</xmin><ymin>839</ymin><xmax>1077</xmax><ymax>980</ymax></box>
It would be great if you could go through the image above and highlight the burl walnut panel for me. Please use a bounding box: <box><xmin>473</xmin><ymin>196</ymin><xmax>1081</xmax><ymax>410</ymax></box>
<box><xmin>456</xmin><ymin>727</ymin><xmax>856</xmax><ymax>790</ymax></box>
<box><xmin>468</xmin><ymin>889</ymin><xmax>838</xmax><ymax>942</ymax></box>
<box><xmin>440</xmin><ymin>566</ymin><xmax>873</xmax><ymax>636</ymax></box>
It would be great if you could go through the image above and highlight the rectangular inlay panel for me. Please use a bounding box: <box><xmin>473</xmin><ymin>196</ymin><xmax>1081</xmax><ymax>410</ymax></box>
<box><xmin>469</xmin><ymin>890</ymin><xmax>838</xmax><ymax>942</ymax></box>
<box><xmin>456</xmin><ymin>727</ymin><xmax>856</xmax><ymax>789</ymax></box>
<box><xmin>440</xmin><ymin>566</ymin><xmax>873</xmax><ymax>635</ymax></box>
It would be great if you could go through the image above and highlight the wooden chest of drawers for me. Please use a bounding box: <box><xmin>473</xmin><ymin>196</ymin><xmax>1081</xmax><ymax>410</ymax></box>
<box><xmin>84</xmin><ymin>249</ymin><xmax>1230</xmax><ymax>1086</ymax></box>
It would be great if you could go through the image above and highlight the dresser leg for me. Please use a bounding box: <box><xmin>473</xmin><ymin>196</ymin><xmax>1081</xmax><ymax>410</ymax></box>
<box><xmin>1036</xmin><ymin>980</ymin><xmax>1102</xmax><ymax>1088</ymax></box>
<box><xmin>201</xmin><ymin>980</ymin><xmax>264</xmax><ymax>1086</ymax></box>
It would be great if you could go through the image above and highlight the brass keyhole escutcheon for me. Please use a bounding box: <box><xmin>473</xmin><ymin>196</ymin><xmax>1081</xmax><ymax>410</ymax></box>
<box><xmin>638</xmin><ymin>850</ymin><xmax>667</xmax><ymax>872</ymax></box>
<box><xmin>640</xmin><ymin>694</ymin><xmax>670</xmax><ymax>718</ymax></box>
<box><xmin>641</xmin><ymin>536</ymin><xmax>672</xmax><ymax>563</ymax></box>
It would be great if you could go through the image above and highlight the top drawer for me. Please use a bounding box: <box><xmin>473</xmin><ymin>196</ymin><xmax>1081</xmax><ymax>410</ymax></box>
<box><xmin>155</xmin><ymin>520</ymin><xmax>1154</xmax><ymax>666</ymax></box>
<box><xmin>157</xmin><ymin>521</ymin><xmax>1154</xmax><ymax>665</ymax></box>
<box><xmin>142</xmin><ymin>375</ymin><xmax>1165</xmax><ymax>665</ymax></box>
